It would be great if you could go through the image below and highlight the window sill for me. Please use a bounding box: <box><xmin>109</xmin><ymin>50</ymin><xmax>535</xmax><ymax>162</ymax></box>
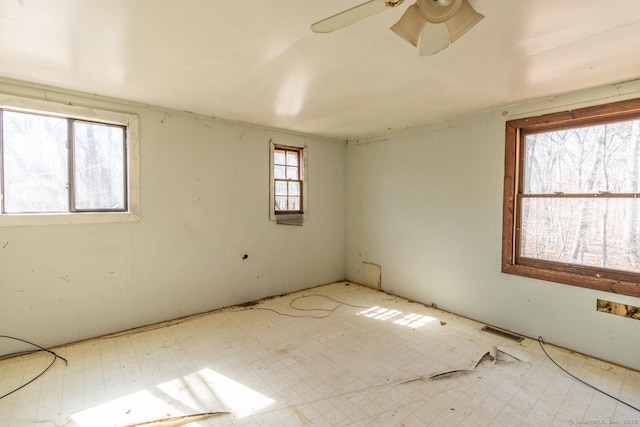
<box><xmin>502</xmin><ymin>263</ymin><xmax>640</xmax><ymax>298</ymax></box>
<box><xmin>0</xmin><ymin>211</ymin><xmax>140</xmax><ymax>227</ymax></box>
<box><xmin>275</xmin><ymin>213</ymin><xmax>304</xmax><ymax>226</ymax></box>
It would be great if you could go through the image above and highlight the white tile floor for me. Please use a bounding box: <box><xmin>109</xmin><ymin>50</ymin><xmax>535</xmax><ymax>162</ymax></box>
<box><xmin>0</xmin><ymin>282</ymin><xmax>639</xmax><ymax>426</ymax></box>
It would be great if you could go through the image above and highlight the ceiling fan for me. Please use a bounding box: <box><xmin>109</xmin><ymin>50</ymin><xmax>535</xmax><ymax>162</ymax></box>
<box><xmin>311</xmin><ymin>0</ymin><xmax>484</xmax><ymax>56</ymax></box>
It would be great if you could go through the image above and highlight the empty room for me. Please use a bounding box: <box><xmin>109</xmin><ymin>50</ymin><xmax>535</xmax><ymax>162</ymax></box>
<box><xmin>1</xmin><ymin>0</ymin><xmax>639</xmax><ymax>426</ymax></box>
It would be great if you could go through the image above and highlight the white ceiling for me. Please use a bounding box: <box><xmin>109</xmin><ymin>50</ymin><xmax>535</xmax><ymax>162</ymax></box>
<box><xmin>1</xmin><ymin>0</ymin><xmax>640</xmax><ymax>140</ymax></box>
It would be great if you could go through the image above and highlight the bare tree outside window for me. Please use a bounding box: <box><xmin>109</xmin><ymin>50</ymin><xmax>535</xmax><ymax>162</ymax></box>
<box><xmin>503</xmin><ymin>99</ymin><xmax>640</xmax><ymax>298</ymax></box>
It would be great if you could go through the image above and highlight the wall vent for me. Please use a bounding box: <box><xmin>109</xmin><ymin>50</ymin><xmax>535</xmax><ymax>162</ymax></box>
<box><xmin>481</xmin><ymin>325</ymin><xmax>524</xmax><ymax>342</ymax></box>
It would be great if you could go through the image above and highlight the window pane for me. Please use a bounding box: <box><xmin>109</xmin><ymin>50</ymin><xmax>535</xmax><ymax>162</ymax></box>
<box><xmin>274</xmin><ymin>150</ymin><xmax>285</xmax><ymax>165</ymax></box>
<box><xmin>286</xmin><ymin>166</ymin><xmax>298</xmax><ymax>180</ymax></box>
<box><xmin>520</xmin><ymin>197</ymin><xmax>640</xmax><ymax>273</ymax></box>
<box><xmin>286</xmin><ymin>151</ymin><xmax>298</xmax><ymax>166</ymax></box>
<box><xmin>288</xmin><ymin>181</ymin><xmax>300</xmax><ymax>196</ymax></box>
<box><xmin>73</xmin><ymin>122</ymin><xmax>126</xmax><ymax>210</ymax></box>
<box><xmin>275</xmin><ymin>180</ymin><xmax>287</xmax><ymax>196</ymax></box>
<box><xmin>275</xmin><ymin>196</ymin><xmax>287</xmax><ymax>211</ymax></box>
<box><xmin>288</xmin><ymin>197</ymin><xmax>300</xmax><ymax>211</ymax></box>
<box><xmin>274</xmin><ymin>165</ymin><xmax>286</xmax><ymax>179</ymax></box>
<box><xmin>2</xmin><ymin>111</ymin><xmax>68</xmax><ymax>213</ymax></box>
<box><xmin>524</xmin><ymin>120</ymin><xmax>640</xmax><ymax>194</ymax></box>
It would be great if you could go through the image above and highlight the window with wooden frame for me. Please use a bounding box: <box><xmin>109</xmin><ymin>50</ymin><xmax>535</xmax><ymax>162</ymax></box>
<box><xmin>269</xmin><ymin>140</ymin><xmax>307</xmax><ymax>223</ymax></box>
<box><xmin>274</xmin><ymin>146</ymin><xmax>302</xmax><ymax>213</ymax></box>
<box><xmin>502</xmin><ymin>98</ymin><xmax>640</xmax><ymax>298</ymax></box>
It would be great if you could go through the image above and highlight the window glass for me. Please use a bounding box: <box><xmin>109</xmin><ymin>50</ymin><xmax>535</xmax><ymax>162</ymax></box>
<box><xmin>272</xmin><ymin>145</ymin><xmax>304</xmax><ymax>215</ymax></box>
<box><xmin>2</xmin><ymin>111</ymin><xmax>68</xmax><ymax>213</ymax></box>
<box><xmin>288</xmin><ymin>181</ymin><xmax>300</xmax><ymax>196</ymax></box>
<box><xmin>274</xmin><ymin>165</ymin><xmax>286</xmax><ymax>179</ymax></box>
<box><xmin>502</xmin><ymin>98</ymin><xmax>640</xmax><ymax>298</ymax></box>
<box><xmin>288</xmin><ymin>197</ymin><xmax>300</xmax><ymax>211</ymax></box>
<box><xmin>520</xmin><ymin>197</ymin><xmax>640</xmax><ymax>273</ymax></box>
<box><xmin>0</xmin><ymin>106</ymin><xmax>133</xmax><ymax>221</ymax></box>
<box><xmin>73</xmin><ymin>121</ymin><xmax>126</xmax><ymax>211</ymax></box>
<box><xmin>286</xmin><ymin>152</ymin><xmax>298</xmax><ymax>166</ymax></box>
<box><xmin>274</xmin><ymin>150</ymin><xmax>286</xmax><ymax>164</ymax></box>
<box><xmin>286</xmin><ymin>166</ymin><xmax>298</xmax><ymax>180</ymax></box>
<box><xmin>524</xmin><ymin>122</ymin><xmax>638</xmax><ymax>195</ymax></box>
<box><xmin>275</xmin><ymin>181</ymin><xmax>287</xmax><ymax>195</ymax></box>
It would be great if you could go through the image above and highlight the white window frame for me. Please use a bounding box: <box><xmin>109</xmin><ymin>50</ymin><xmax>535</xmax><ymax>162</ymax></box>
<box><xmin>0</xmin><ymin>94</ymin><xmax>140</xmax><ymax>226</ymax></box>
<box><xmin>269</xmin><ymin>139</ymin><xmax>308</xmax><ymax>221</ymax></box>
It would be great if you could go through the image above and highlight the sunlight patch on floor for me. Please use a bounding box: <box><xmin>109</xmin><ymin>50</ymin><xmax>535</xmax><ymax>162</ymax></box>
<box><xmin>71</xmin><ymin>389</ymin><xmax>180</xmax><ymax>427</ymax></box>
<box><xmin>357</xmin><ymin>306</ymin><xmax>435</xmax><ymax>328</ymax></box>
<box><xmin>71</xmin><ymin>368</ymin><xmax>274</xmax><ymax>426</ymax></box>
<box><xmin>393</xmin><ymin>313</ymin><xmax>435</xmax><ymax>328</ymax></box>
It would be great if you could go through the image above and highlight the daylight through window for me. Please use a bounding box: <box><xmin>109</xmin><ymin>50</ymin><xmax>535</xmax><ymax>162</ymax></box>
<box><xmin>273</xmin><ymin>146</ymin><xmax>302</xmax><ymax>214</ymax></box>
<box><xmin>502</xmin><ymin>98</ymin><xmax>640</xmax><ymax>298</ymax></box>
<box><xmin>1</xmin><ymin>109</ymin><xmax>128</xmax><ymax>216</ymax></box>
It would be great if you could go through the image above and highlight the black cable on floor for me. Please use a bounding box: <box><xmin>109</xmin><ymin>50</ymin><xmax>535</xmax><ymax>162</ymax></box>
<box><xmin>289</xmin><ymin>294</ymin><xmax>370</xmax><ymax>311</ymax></box>
<box><xmin>243</xmin><ymin>306</ymin><xmax>338</xmax><ymax>319</ymax></box>
<box><xmin>239</xmin><ymin>294</ymin><xmax>371</xmax><ymax>319</ymax></box>
<box><xmin>0</xmin><ymin>335</ymin><xmax>68</xmax><ymax>400</ymax></box>
<box><xmin>537</xmin><ymin>336</ymin><xmax>639</xmax><ymax>413</ymax></box>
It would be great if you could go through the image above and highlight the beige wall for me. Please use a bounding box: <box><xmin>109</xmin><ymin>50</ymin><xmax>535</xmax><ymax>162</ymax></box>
<box><xmin>0</xmin><ymin>80</ymin><xmax>346</xmax><ymax>348</ymax></box>
<box><xmin>345</xmin><ymin>80</ymin><xmax>640</xmax><ymax>370</ymax></box>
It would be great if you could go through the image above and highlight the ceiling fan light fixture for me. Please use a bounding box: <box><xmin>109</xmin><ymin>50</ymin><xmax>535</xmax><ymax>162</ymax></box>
<box><xmin>419</xmin><ymin>0</ymin><xmax>462</xmax><ymax>23</ymax></box>
<box><xmin>445</xmin><ymin>0</ymin><xmax>484</xmax><ymax>42</ymax></box>
<box><xmin>311</xmin><ymin>0</ymin><xmax>484</xmax><ymax>56</ymax></box>
<box><xmin>390</xmin><ymin>3</ymin><xmax>427</xmax><ymax>47</ymax></box>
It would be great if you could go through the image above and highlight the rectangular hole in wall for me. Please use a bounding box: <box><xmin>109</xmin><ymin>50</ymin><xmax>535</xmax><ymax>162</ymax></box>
<box><xmin>597</xmin><ymin>299</ymin><xmax>640</xmax><ymax>320</ymax></box>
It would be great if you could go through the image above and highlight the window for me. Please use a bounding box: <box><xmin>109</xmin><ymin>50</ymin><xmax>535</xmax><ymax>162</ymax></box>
<box><xmin>269</xmin><ymin>140</ymin><xmax>307</xmax><ymax>223</ymax></box>
<box><xmin>502</xmin><ymin>98</ymin><xmax>640</xmax><ymax>298</ymax></box>
<box><xmin>274</xmin><ymin>146</ymin><xmax>302</xmax><ymax>213</ymax></box>
<box><xmin>0</xmin><ymin>94</ymin><xmax>139</xmax><ymax>226</ymax></box>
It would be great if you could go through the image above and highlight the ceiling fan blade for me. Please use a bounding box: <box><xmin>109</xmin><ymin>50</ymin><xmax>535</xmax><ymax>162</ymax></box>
<box><xmin>418</xmin><ymin>22</ymin><xmax>450</xmax><ymax>55</ymax></box>
<box><xmin>445</xmin><ymin>0</ymin><xmax>484</xmax><ymax>42</ymax></box>
<box><xmin>390</xmin><ymin>3</ymin><xmax>426</xmax><ymax>47</ymax></box>
<box><xmin>311</xmin><ymin>0</ymin><xmax>396</xmax><ymax>33</ymax></box>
